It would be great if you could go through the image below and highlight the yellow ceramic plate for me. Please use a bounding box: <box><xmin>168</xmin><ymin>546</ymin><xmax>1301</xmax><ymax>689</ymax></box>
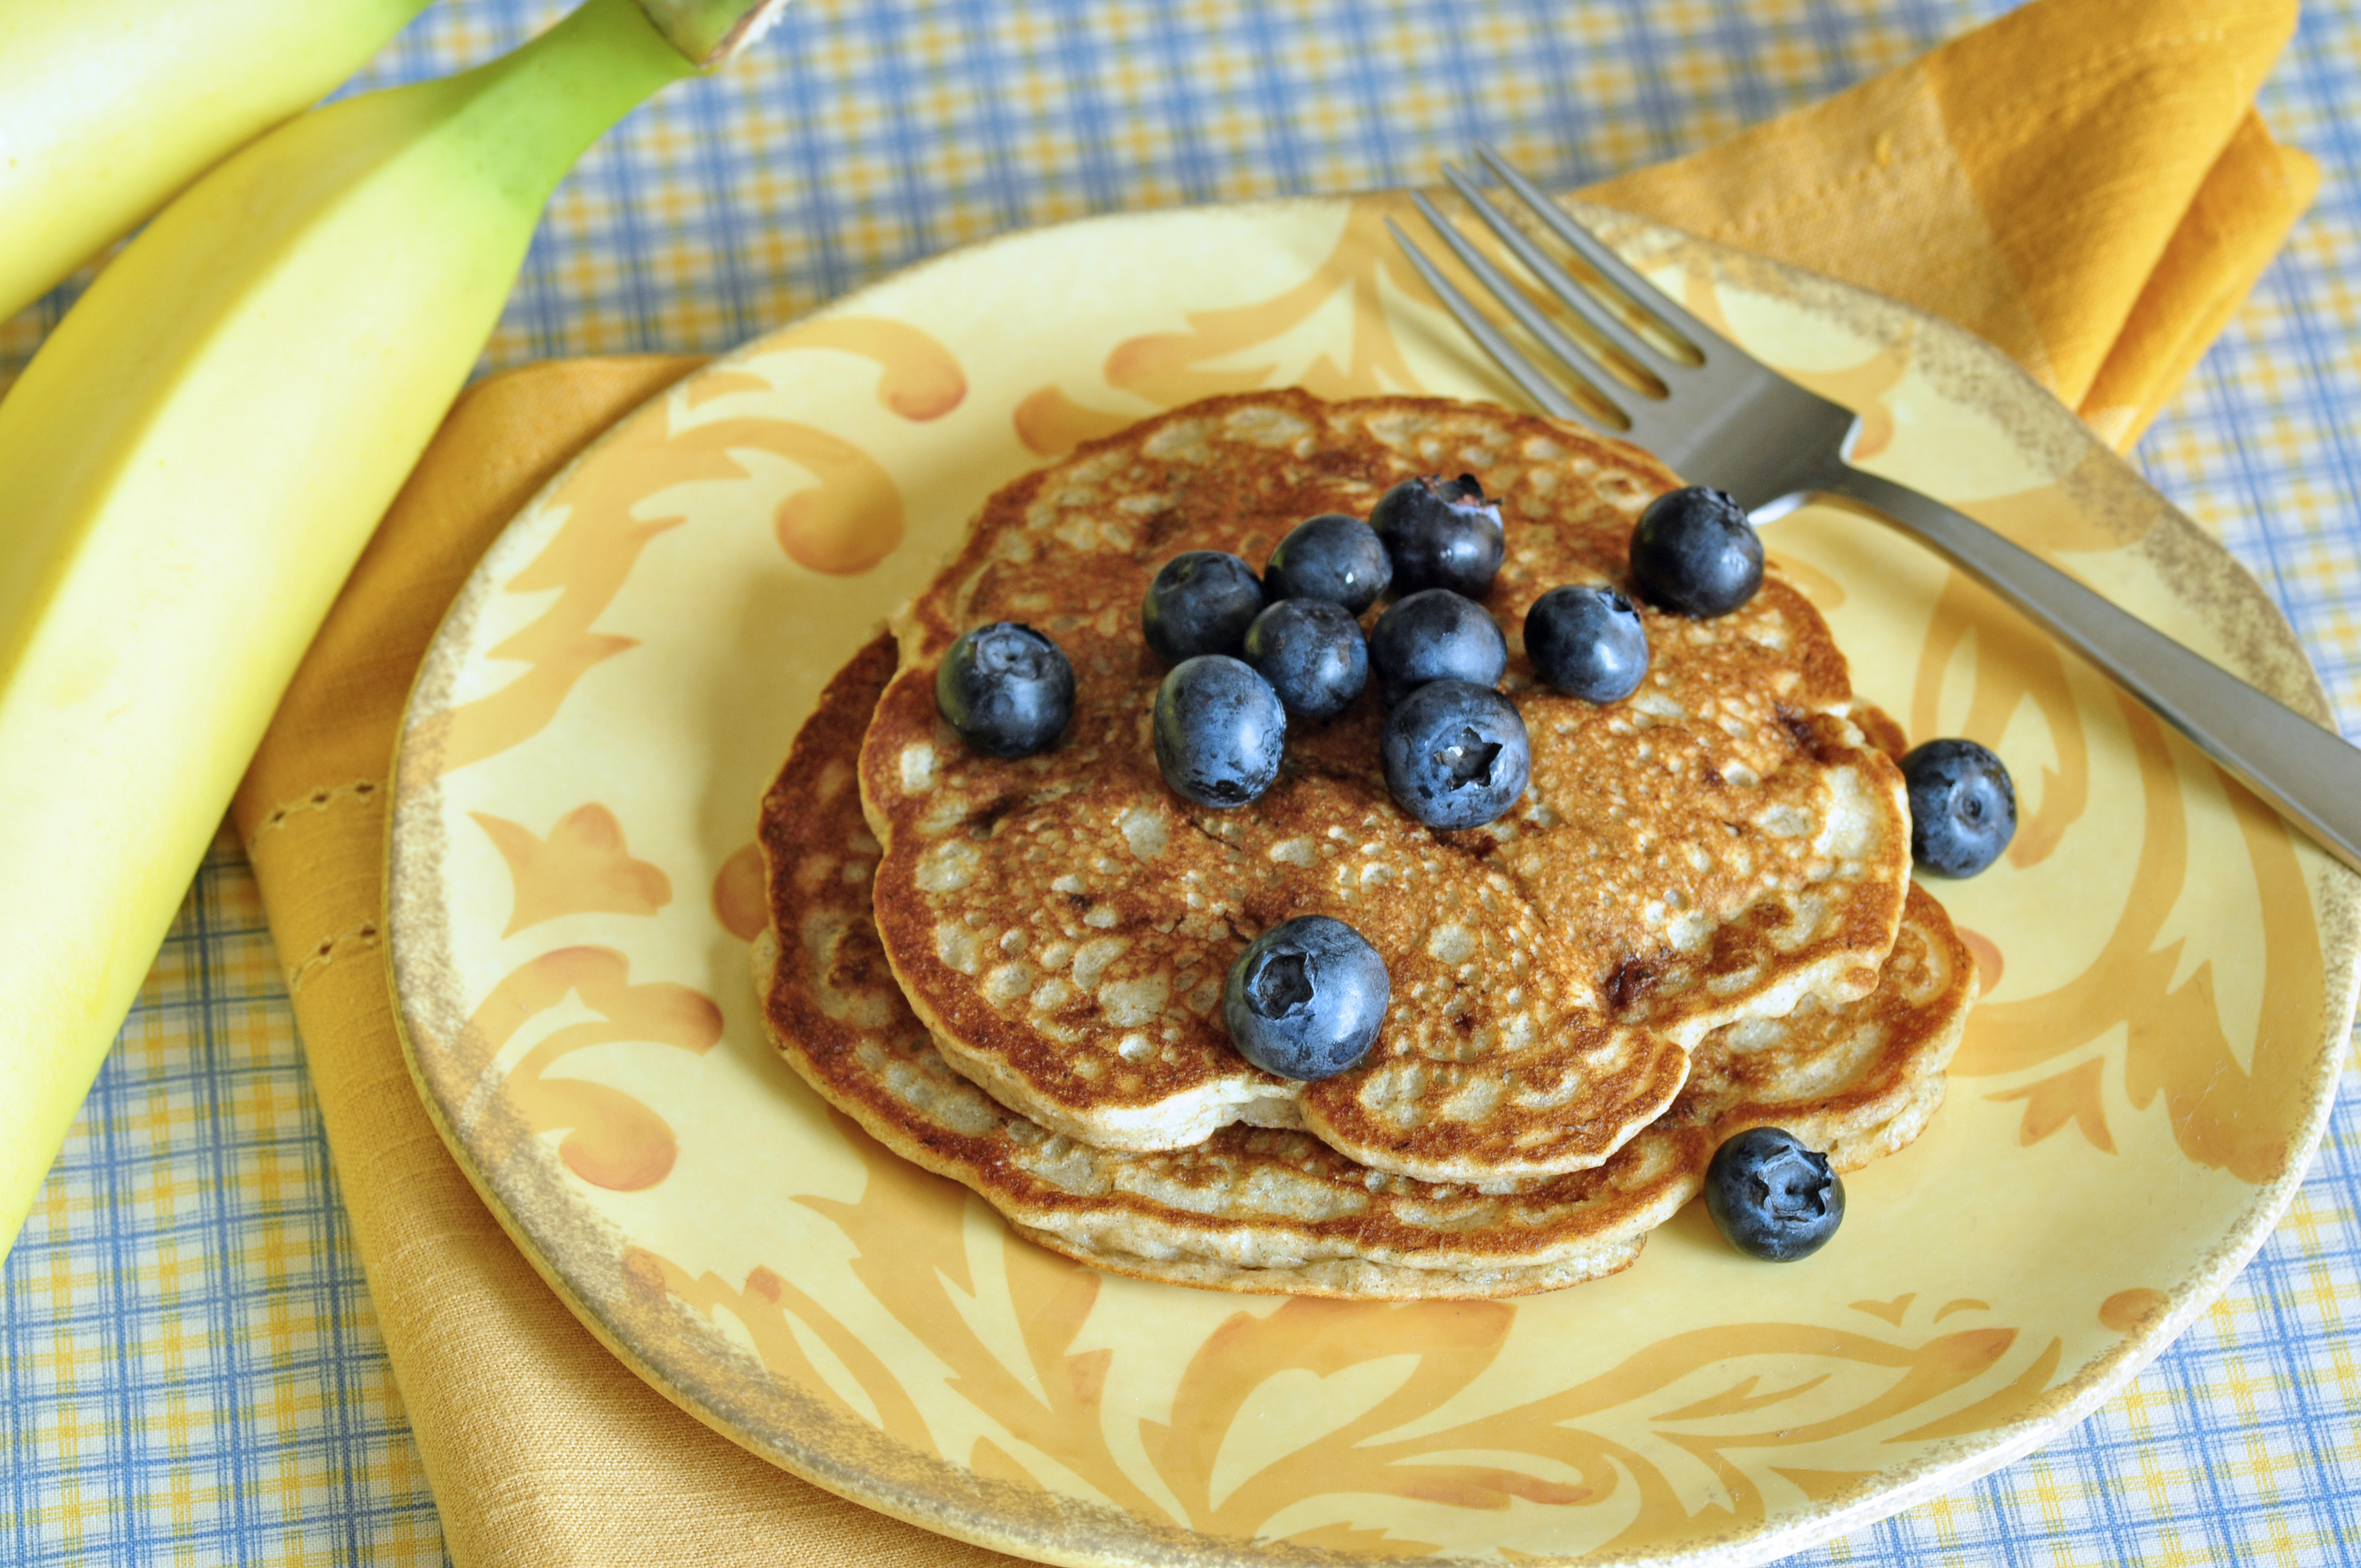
<box><xmin>386</xmin><ymin>194</ymin><xmax>2361</xmax><ymax>1566</ymax></box>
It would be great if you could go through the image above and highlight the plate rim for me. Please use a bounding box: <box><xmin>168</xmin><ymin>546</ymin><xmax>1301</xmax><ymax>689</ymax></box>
<box><xmin>382</xmin><ymin>190</ymin><xmax>2361</xmax><ymax>1568</ymax></box>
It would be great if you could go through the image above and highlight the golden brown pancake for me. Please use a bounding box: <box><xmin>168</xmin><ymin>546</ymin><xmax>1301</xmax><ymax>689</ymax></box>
<box><xmin>860</xmin><ymin>391</ymin><xmax>1912</xmax><ymax>1184</ymax></box>
<box><xmin>768</xmin><ymin>636</ymin><xmax>1968</xmax><ymax>1299</ymax></box>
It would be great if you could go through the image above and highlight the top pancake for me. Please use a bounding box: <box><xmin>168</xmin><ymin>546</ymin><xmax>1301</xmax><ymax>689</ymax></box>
<box><xmin>860</xmin><ymin>391</ymin><xmax>1911</xmax><ymax>1184</ymax></box>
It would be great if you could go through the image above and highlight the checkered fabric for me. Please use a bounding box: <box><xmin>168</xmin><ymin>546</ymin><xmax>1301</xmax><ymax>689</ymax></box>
<box><xmin>4</xmin><ymin>1</ymin><xmax>2359</xmax><ymax>1562</ymax></box>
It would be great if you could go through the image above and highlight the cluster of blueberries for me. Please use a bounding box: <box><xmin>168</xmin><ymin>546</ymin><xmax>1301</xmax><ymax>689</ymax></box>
<box><xmin>929</xmin><ymin>471</ymin><xmax>2017</xmax><ymax>1264</ymax></box>
<box><xmin>1145</xmin><ymin>478</ymin><xmax>1791</xmax><ymax>835</ymax></box>
<box><xmin>937</xmin><ymin>473</ymin><xmax>1782</xmax><ymax>829</ymax></box>
<box><xmin>1152</xmin><ymin>473</ymin><xmax>1524</xmax><ymax>831</ymax></box>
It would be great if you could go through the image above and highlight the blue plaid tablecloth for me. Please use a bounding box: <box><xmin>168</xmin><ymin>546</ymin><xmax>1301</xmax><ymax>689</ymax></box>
<box><xmin>5</xmin><ymin>1</ymin><xmax>2359</xmax><ymax>1562</ymax></box>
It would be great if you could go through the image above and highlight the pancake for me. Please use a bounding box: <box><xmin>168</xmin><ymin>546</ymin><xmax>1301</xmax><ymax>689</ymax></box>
<box><xmin>767</xmin><ymin>636</ymin><xmax>1971</xmax><ymax>1299</ymax></box>
<box><xmin>860</xmin><ymin>391</ymin><xmax>1912</xmax><ymax>1184</ymax></box>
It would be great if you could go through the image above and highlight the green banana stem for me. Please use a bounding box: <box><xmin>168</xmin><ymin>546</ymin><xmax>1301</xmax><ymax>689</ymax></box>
<box><xmin>0</xmin><ymin>0</ymin><xmax>436</xmax><ymax>324</ymax></box>
<box><xmin>635</xmin><ymin>0</ymin><xmax>793</xmax><ymax>67</ymax></box>
<box><xmin>420</xmin><ymin>0</ymin><xmax>698</xmax><ymax>197</ymax></box>
<box><xmin>0</xmin><ymin>0</ymin><xmax>699</xmax><ymax>1257</ymax></box>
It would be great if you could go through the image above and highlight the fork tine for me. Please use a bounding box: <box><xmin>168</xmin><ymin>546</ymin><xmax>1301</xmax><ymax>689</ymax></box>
<box><xmin>1407</xmin><ymin>190</ymin><xmax>1674</xmax><ymax>444</ymax></box>
<box><xmin>1475</xmin><ymin>143</ymin><xmax>1743</xmax><ymax>363</ymax></box>
<box><xmin>1438</xmin><ymin>163</ymin><xmax>1672</xmax><ymax>372</ymax></box>
<box><xmin>1384</xmin><ymin>217</ymin><xmax>1617</xmax><ymax>432</ymax></box>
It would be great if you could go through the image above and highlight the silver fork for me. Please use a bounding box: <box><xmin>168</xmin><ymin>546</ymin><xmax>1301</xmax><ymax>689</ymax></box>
<box><xmin>1390</xmin><ymin>145</ymin><xmax>2361</xmax><ymax>879</ymax></box>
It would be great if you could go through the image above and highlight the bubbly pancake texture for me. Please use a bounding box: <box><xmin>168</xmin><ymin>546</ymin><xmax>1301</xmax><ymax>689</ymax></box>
<box><xmin>860</xmin><ymin>391</ymin><xmax>1912</xmax><ymax>1184</ymax></box>
<box><xmin>771</xmin><ymin>639</ymin><xmax>1971</xmax><ymax>1298</ymax></box>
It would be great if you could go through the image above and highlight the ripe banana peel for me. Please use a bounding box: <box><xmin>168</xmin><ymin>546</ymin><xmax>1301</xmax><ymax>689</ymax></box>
<box><xmin>0</xmin><ymin>0</ymin><xmax>786</xmax><ymax>1256</ymax></box>
<box><xmin>0</xmin><ymin>0</ymin><xmax>436</xmax><ymax>324</ymax></box>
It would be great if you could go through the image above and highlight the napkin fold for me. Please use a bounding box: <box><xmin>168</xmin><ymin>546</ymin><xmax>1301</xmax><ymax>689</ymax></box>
<box><xmin>229</xmin><ymin>0</ymin><xmax>2315</xmax><ymax>1560</ymax></box>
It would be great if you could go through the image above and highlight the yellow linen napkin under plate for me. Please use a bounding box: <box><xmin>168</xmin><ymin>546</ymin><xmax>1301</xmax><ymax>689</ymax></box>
<box><xmin>228</xmin><ymin>0</ymin><xmax>2316</xmax><ymax>1560</ymax></box>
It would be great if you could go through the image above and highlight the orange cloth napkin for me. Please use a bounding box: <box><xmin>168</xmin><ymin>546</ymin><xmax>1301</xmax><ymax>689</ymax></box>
<box><xmin>229</xmin><ymin>0</ymin><xmax>2314</xmax><ymax>1560</ymax></box>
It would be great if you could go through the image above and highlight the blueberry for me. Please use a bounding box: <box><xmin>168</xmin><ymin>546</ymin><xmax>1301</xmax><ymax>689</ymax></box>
<box><xmin>1243</xmin><ymin>598</ymin><xmax>1368</xmax><ymax>720</ymax></box>
<box><xmin>1704</xmin><ymin>1127</ymin><xmax>1845</xmax><ymax>1261</ymax></box>
<box><xmin>1263</xmin><ymin>513</ymin><xmax>1392</xmax><ymax>613</ymax></box>
<box><xmin>1152</xmin><ymin>655</ymin><xmax>1286</xmax><ymax>809</ymax></box>
<box><xmin>1221</xmin><ymin>916</ymin><xmax>1390</xmax><ymax>1080</ymax></box>
<box><xmin>1380</xmin><ymin>679</ymin><xmax>1531</xmax><ymax>830</ymax></box>
<box><xmin>1369</xmin><ymin>473</ymin><xmax>1505</xmax><ymax>597</ymax></box>
<box><xmin>1368</xmin><ymin>589</ymin><xmax>1508</xmax><ymax>706</ymax></box>
<box><xmin>1901</xmin><ymin>738</ymin><xmax>2016</xmax><ymax>876</ymax></box>
<box><xmin>934</xmin><ymin>623</ymin><xmax>1075</xmax><ymax>758</ymax></box>
<box><xmin>1142</xmin><ymin>552</ymin><xmax>1265</xmax><ymax>664</ymax></box>
<box><xmin>1525</xmin><ymin>584</ymin><xmax>1649</xmax><ymax>703</ymax></box>
<box><xmin>1629</xmin><ymin>486</ymin><xmax>1763</xmax><ymax>618</ymax></box>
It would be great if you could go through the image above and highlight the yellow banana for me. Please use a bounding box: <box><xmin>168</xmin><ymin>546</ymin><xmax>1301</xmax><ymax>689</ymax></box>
<box><xmin>0</xmin><ymin>0</ymin><xmax>781</xmax><ymax>1254</ymax></box>
<box><xmin>0</xmin><ymin>0</ymin><xmax>438</xmax><ymax>324</ymax></box>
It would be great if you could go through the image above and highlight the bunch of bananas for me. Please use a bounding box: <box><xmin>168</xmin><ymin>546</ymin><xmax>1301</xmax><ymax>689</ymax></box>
<box><xmin>0</xmin><ymin>0</ymin><xmax>786</xmax><ymax>1255</ymax></box>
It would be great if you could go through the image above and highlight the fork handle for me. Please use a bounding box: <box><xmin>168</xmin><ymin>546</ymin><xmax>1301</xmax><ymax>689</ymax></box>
<box><xmin>1816</xmin><ymin>463</ymin><xmax>2361</xmax><ymax>879</ymax></box>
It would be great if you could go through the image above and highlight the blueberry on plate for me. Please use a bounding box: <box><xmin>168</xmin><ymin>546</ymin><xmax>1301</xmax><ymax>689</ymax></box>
<box><xmin>1152</xmin><ymin>655</ymin><xmax>1286</xmax><ymax>808</ymax></box>
<box><xmin>1704</xmin><ymin>1127</ymin><xmax>1845</xmax><ymax>1261</ymax></box>
<box><xmin>1243</xmin><ymin>598</ymin><xmax>1368</xmax><ymax>720</ymax></box>
<box><xmin>1525</xmin><ymin>584</ymin><xmax>1649</xmax><ymax>703</ymax></box>
<box><xmin>934</xmin><ymin>622</ymin><xmax>1075</xmax><ymax>758</ymax></box>
<box><xmin>1222</xmin><ymin>915</ymin><xmax>1390</xmax><ymax>1080</ymax></box>
<box><xmin>1380</xmin><ymin>678</ymin><xmax>1531</xmax><ymax>831</ymax></box>
<box><xmin>1368</xmin><ymin>589</ymin><xmax>1508</xmax><ymax>705</ymax></box>
<box><xmin>1264</xmin><ymin>512</ymin><xmax>1393</xmax><ymax>613</ymax></box>
<box><xmin>1629</xmin><ymin>486</ymin><xmax>1763</xmax><ymax>618</ymax></box>
<box><xmin>1900</xmin><ymin>737</ymin><xmax>2016</xmax><ymax>876</ymax></box>
<box><xmin>1370</xmin><ymin>473</ymin><xmax>1505</xmax><ymax>597</ymax></box>
<box><xmin>1142</xmin><ymin>551</ymin><xmax>1265</xmax><ymax>664</ymax></box>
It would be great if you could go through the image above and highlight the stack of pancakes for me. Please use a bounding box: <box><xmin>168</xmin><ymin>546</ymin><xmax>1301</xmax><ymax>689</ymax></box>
<box><xmin>752</xmin><ymin>391</ymin><xmax>1976</xmax><ymax>1300</ymax></box>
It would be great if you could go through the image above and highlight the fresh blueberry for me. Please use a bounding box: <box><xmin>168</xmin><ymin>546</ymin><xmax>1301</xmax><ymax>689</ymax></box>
<box><xmin>934</xmin><ymin>623</ymin><xmax>1074</xmax><ymax>759</ymax></box>
<box><xmin>1243</xmin><ymin>598</ymin><xmax>1368</xmax><ymax>720</ymax></box>
<box><xmin>1152</xmin><ymin>655</ymin><xmax>1286</xmax><ymax>809</ymax></box>
<box><xmin>1142</xmin><ymin>551</ymin><xmax>1265</xmax><ymax>664</ymax></box>
<box><xmin>1629</xmin><ymin>486</ymin><xmax>1763</xmax><ymax>618</ymax></box>
<box><xmin>1263</xmin><ymin>512</ymin><xmax>1392</xmax><ymax>613</ymax></box>
<box><xmin>1525</xmin><ymin>584</ymin><xmax>1649</xmax><ymax>703</ymax></box>
<box><xmin>1380</xmin><ymin>679</ymin><xmax>1531</xmax><ymax>830</ymax></box>
<box><xmin>1221</xmin><ymin>916</ymin><xmax>1390</xmax><ymax>1080</ymax></box>
<box><xmin>1901</xmin><ymin>738</ymin><xmax>2016</xmax><ymax>876</ymax></box>
<box><xmin>1368</xmin><ymin>589</ymin><xmax>1508</xmax><ymax>706</ymax></box>
<box><xmin>1704</xmin><ymin>1127</ymin><xmax>1845</xmax><ymax>1261</ymax></box>
<box><xmin>1369</xmin><ymin>473</ymin><xmax>1505</xmax><ymax>597</ymax></box>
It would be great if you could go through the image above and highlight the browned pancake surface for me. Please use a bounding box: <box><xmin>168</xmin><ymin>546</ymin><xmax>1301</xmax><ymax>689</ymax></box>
<box><xmin>861</xmin><ymin>392</ymin><xmax>1911</xmax><ymax>1183</ymax></box>
<box><xmin>769</xmin><ymin>637</ymin><xmax>1967</xmax><ymax>1298</ymax></box>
